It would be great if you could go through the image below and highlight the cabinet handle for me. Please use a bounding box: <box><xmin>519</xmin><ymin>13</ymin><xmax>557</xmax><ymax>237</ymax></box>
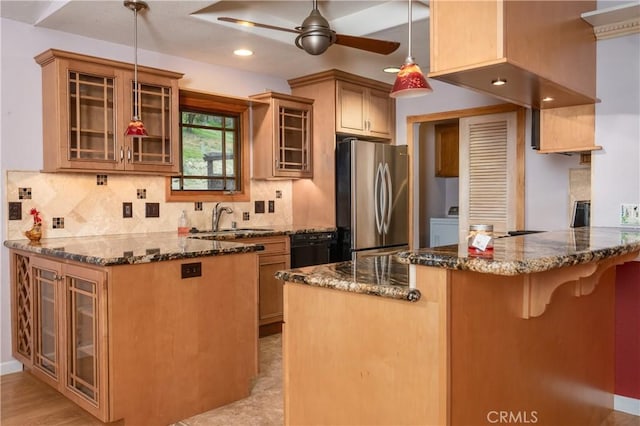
<box><xmin>127</xmin><ymin>148</ymin><xmax>132</xmax><ymax>163</ymax></box>
<box><xmin>275</xmin><ymin>159</ymin><xmax>279</xmax><ymax>169</ymax></box>
<box><xmin>54</xmin><ymin>274</ymin><xmax>64</xmax><ymax>282</ymax></box>
<box><xmin>120</xmin><ymin>147</ymin><xmax>124</xmax><ymax>162</ymax></box>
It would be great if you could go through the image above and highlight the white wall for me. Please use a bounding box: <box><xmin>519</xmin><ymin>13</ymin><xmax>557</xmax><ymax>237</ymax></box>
<box><xmin>592</xmin><ymin>33</ymin><xmax>640</xmax><ymax>226</ymax></box>
<box><xmin>395</xmin><ymin>78</ymin><xmax>586</xmax><ymax>247</ymax></box>
<box><xmin>0</xmin><ymin>18</ymin><xmax>291</xmax><ymax>372</ymax></box>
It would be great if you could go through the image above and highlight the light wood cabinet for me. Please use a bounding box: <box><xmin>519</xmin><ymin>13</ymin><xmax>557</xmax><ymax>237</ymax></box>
<box><xmin>35</xmin><ymin>49</ymin><xmax>183</xmax><ymax>175</ymax></box>
<box><xmin>231</xmin><ymin>236</ymin><xmax>290</xmax><ymax>334</ymax></box>
<box><xmin>287</xmin><ymin>69</ymin><xmax>395</xmax><ymax>227</ymax></box>
<box><xmin>336</xmin><ymin>80</ymin><xmax>395</xmax><ymax>139</ymax></box>
<box><xmin>9</xmin><ymin>249</ymin><xmax>259</xmax><ymax>425</ymax></box>
<box><xmin>434</xmin><ymin>122</ymin><xmax>459</xmax><ymax>177</ymax></box>
<box><xmin>429</xmin><ymin>0</ymin><xmax>596</xmax><ymax>109</ymax></box>
<box><xmin>250</xmin><ymin>91</ymin><xmax>314</xmax><ymax>179</ymax></box>
<box><xmin>429</xmin><ymin>1</ymin><xmax>599</xmax><ymax>154</ymax></box>
<box><xmin>11</xmin><ymin>252</ymin><xmax>109</xmax><ymax>420</ymax></box>
<box><xmin>538</xmin><ymin>104</ymin><xmax>601</xmax><ymax>153</ymax></box>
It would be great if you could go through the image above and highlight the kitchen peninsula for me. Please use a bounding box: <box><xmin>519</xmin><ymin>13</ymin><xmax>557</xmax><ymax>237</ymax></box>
<box><xmin>4</xmin><ymin>232</ymin><xmax>263</xmax><ymax>425</ymax></box>
<box><xmin>276</xmin><ymin>227</ymin><xmax>640</xmax><ymax>426</ymax></box>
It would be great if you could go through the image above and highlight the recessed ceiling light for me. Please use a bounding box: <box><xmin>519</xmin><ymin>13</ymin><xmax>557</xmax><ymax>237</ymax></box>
<box><xmin>384</xmin><ymin>66</ymin><xmax>401</xmax><ymax>73</ymax></box>
<box><xmin>542</xmin><ymin>96</ymin><xmax>554</xmax><ymax>102</ymax></box>
<box><xmin>491</xmin><ymin>78</ymin><xmax>507</xmax><ymax>86</ymax></box>
<box><xmin>233</xmin><ymin>49</ymin><xmax>253</xmax><ymax>57</ymax></box>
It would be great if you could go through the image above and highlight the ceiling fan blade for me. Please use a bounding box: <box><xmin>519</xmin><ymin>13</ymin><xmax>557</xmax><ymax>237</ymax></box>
<box><xmin>334</xmin><ymin>34</ymin><xmax>400</xmax><ymax>55</ymax></box>
<box><xmin>218</xmin><ymin>17</ymin><xmax>301</xmax><ymax>35</ymax></box>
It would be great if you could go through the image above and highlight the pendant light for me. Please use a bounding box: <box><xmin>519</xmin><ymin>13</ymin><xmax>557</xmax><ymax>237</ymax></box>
<box><xmin>124</xmin><ymin>0</ymin><xmax>149</xmax><ymax>137</ymax></box>
<box><xmin>390</xmin><ymin>0</ymin><xmax>432</xmax><ymax>98</ymax></box>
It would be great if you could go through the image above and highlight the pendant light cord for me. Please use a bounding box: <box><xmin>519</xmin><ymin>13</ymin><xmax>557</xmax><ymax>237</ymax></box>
<box><xmin>133</xmin><ymin>5</ymin><xmax>139</xmax><ymax>120</ymax></box>
<box><xmin>407</xmin><ymin>0</ymin><xmax>414</xmax><ymax>64</ymax></box>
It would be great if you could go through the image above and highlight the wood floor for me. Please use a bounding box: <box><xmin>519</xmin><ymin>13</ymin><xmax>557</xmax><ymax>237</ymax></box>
<box><xmin>2</xmin><ymin>368</ymin><xmax>639</xmax><ymax>426</ymax></box>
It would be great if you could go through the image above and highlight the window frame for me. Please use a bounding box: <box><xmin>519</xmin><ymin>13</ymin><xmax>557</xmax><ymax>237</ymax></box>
<box><xmin>166</xmin><ymin>90</ymin><xmax>251</xmax><ymax>202</ymax></box>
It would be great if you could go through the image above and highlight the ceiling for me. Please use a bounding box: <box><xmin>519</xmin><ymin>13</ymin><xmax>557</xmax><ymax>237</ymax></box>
<box><xmin>0</xmin><ymin>0</ymin><xmax>432</xmax><ymax>85</ymax></box>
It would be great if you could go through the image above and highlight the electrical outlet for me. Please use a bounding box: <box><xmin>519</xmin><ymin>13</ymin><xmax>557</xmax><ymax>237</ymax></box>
<box><xmin>145</xmin><ymin>202</ymin><xmax>160</xmax><ymax>218</ymax></box>
<box><xmin>620</xmin><ymin>203</ymin><xmax>640</xmax><ymax>226</ymax></box>
<box><xmin>123</xmin><ymin>202</ymin><xmax>133</xmax><ymax>218</ymax></box>
<box><xmin>268</xmin><ymin>200</ymin><xmax>275</xmax><ymax>213</ymax></box>
<box><xmin>181</xmin><ymin>262</ymin><xmax>202</xmax><ymax>278</ymax></box>
<box><xmin>8</xmin><ymin>202</ymin><xmax>22</xmax><ymax>220</ymax></box>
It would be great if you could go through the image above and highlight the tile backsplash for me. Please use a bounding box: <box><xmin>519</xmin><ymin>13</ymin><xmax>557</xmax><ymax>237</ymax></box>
<box><xmin>6</xmin><ymin>171</ymin><xmax>292</xmax><ymax>240</ymax></box>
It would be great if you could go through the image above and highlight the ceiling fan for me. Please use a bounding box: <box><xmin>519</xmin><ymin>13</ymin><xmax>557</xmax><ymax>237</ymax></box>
<box><xmin>218</xmin><ymin>0</ymin><xmax>400</xmax><ymax>56</ymax></box>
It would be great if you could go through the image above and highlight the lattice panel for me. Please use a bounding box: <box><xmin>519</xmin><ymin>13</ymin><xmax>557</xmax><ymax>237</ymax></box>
<box><xmin>15</xmin><ymin>254</ymin><xmax>32</xmax><ymax>359</ymax></box>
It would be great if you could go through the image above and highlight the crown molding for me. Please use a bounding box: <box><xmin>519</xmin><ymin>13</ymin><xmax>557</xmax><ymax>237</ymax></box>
<box><xmin>581</xmin><ymin>3</ymin><xmax>640</xmax><ymax>40</ymax></box>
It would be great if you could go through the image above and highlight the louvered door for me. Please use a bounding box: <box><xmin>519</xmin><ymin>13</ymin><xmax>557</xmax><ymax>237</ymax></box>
<box><xmin>459</xmin><ymin>112</ymin><xmax>519</xmax><ymax>236</ymax></box>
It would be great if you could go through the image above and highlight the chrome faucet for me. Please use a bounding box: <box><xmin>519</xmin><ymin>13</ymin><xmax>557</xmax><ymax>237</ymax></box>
<box><xmin>212</xmin><ymin>202</ymin><xmax>233</xmax><ymax>231</ymax></box>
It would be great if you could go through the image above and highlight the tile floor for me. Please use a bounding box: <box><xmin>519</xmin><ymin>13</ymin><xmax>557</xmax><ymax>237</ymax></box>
<box><xmin>174</xmin><ymin>333</ymin><xmax>283</xmax><ymax>426</ymax></box>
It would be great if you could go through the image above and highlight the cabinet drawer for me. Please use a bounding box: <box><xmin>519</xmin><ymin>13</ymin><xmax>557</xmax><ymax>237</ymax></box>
<box><xmin>234</xmin><ymin>236</ymin><xmax>290</xmax><ymax>256</ymax></box>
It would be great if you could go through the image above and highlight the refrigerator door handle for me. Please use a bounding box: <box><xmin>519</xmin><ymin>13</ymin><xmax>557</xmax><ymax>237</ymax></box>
<box><xmin>383</xmin><ymin>163</ymin><xmax>393</xmax><ymax>234</ymax></box>
<box><xmin>374</xmin><ymin>162</ymin><xmax>384</xmax><ymax>235</ymax></box>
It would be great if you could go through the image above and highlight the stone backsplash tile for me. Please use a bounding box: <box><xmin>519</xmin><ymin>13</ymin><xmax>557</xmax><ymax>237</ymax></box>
<box><xmin>6</xmin><ymin>171</ymin><xmax>293</xmax><ymax>240</ymax></box>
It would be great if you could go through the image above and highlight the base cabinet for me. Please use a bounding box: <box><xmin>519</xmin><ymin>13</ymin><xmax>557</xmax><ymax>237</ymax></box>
<box><xmin>231</xmin><ymin>236</ymin><xmax>290</xmax><ymax>335</ymax></box>
<box><xmin>9</xmin><ymin>249</ymin><xmax>259</xmax><ymax>425</ymax></box>
<box><xmin>11</xmin><ymin>252</ymin><xmax>108</xmax><ymax>421</ymax></box>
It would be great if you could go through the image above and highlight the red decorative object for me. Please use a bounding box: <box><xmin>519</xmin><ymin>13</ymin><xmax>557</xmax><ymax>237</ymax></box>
<box><xmin>124</xmin><ymin>119</ymin><xmax>149</xmax><ymax>136</ymax></box>
<box><xmin>390</xmin><ymin>62</ymin><xmax>432</xmax><ymax>98</ymax></box>
<box><xmin>29</xmin><ymin>208</ymin><xmax>42</xmax><ymax>225</ymax></box>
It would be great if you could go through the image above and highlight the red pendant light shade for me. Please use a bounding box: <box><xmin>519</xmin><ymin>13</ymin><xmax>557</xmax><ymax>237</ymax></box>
<box><xmin>125</xmin><ymin>119</ymin><xmax>149</xmax><ymax>136</ymax></box>
<box><xmin>390</xmin><ymin>61</ymin><xmax>432</xmax><ymax>98</ymax></box>
<box><xmin>389</xmin><ymin>0</ymin><xmax>432</xmax><ymax>99</ymax></box>
<box><xmin>124</xmin><ymin>0</ymin><xmax>148</xmax><ymax>137</ymax></box>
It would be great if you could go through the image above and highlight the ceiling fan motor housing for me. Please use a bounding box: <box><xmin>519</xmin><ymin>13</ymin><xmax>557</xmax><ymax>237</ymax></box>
<box><xmin>295</xmin><ymin>9</ymin><xmax>337</xmax><ymax>55</ymax></box>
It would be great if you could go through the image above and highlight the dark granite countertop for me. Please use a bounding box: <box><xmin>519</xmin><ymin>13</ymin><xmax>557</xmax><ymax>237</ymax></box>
<box><xmin>3</xmin><ymin>226</ymin><xmax>337</xmax><ymax>266</ymax></box>
<box><xmin>275</xmin><ymin>254</ymin><xmax>420</xmax><ymax>302</ymax></box>
<box><xmin>275</xmin><ymin>227</ymin><xmax>640</xmax><ymax>302</ymax></box>
<box><xmin>396</xmin><ymin>227</ymin><xmax>640</xmax><ymax>275</ymax></box>
<box><xmin>187</xmin><ymin>225</ymin><xmax>336</xmax><ymax>240</ymax></box>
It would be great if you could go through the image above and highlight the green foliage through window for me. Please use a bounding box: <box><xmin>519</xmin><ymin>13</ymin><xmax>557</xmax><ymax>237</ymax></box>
<box><xmin>172</xmin><ymin>109</ymin><xmax>240</xmax><ymax>192</ymax></box>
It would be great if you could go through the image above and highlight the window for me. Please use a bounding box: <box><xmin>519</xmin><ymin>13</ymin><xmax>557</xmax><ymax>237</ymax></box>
<box><xmin>166</xmin><ymin>90</ymin><xmax>251</xmax><ymax>202</ymax></box>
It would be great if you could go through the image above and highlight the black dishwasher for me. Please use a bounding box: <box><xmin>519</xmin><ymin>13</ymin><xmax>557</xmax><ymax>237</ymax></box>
<box><xmin>290</xmin><ymin>232</ymin><xmax>337</xmax><ymax>268</ymax></box>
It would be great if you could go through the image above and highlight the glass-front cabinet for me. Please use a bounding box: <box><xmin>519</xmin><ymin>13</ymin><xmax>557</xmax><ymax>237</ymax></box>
<box><xmin>35</xmin><ymin>49</ymin><xmax>182</xmax><ymax>175</ymax></box>
<box><xmin>13</xmin><ymin>253</ymin><xmax>109</xmax><ymax>421</ymax></box>
<box><xmin>30</xmin><ymin>256</ymin><xmax>62</xmax><ymax>390</ymax></box>
<box><xmin>63</xmin><ymin>263</ymin><xmax>107</xmax><ymax>420</ymax></box>
<box><xmin>250</xmin><ymin>91</ymin><xmax>314</xmax><ymax>179</ymax></box>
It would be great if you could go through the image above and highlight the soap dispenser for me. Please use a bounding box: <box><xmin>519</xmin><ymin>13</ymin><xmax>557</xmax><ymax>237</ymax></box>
<box><xmin>178</xmin><ymin>210</ymin><xmax>189</xmax><ymax>234</ymax></box>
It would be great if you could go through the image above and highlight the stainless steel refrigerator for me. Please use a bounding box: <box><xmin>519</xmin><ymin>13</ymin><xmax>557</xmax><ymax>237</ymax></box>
<box><xmin>336</xmin><ymin>138</ymin><xmax>408</xmax><ymax>261</ymax></box>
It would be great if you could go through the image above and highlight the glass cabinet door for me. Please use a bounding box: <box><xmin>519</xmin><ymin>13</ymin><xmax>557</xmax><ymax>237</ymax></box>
<box><xmin>131</xmin><ymin>81</ymin><xmax>173</xmax><ymax>166</ymax></box>
<box><xmin>66</xmin><ymin>274</ymin><xmax>99</xmax><ymax>405</ymax></box>
<box><xmin>32</xmin><ymin>260</ymin><xmax>60</xmax><ymax>382</ymax></box>
<box><xmin>277</xmin><ymin>104</ymin><xmax>311</xmax><ymax>176</ymax></box>
<box><xmin>68</xmin><ymin>71</ymin><xmax>116</xmax><ymax>162</ymax></box>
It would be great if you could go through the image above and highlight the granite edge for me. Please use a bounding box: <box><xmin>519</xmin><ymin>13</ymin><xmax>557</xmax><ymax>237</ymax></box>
<box><xmin>275</xmin><ymin>269</ymin><xmax>421</xmax><ymax>302</ymax></box>
<box><xmin>395</xmin><ymin>243</ymin><xmax>640</xmax><ymax>276</ymax></box>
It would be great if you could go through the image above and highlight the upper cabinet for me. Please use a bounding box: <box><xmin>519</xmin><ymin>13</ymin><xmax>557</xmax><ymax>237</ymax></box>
<box><xmin>250</xmin><ymin>91</ymin><xmax>314</xmax><ymax>179</ymax></box>
<box><xmin>435</xmin><ymin>122</ymin><xmax>459</xmax><ymax>178</ymax></box>
<box><xmin>289</xmin><ymin>69</ymin><xmax>396</xmax><ymax>141</ymax></box>
<box><xmin>336</xmin><ymin>80</ymin><xmax>395</xmax><ymax>139</ymax></box>
<box><xmin>429</xmin><ymin>0</ymin><xmax>600</xmax><ymax>153</ymax></box>
<box><xmin>429</xmin><ymin>0</ymin><xmax>597</xmax><ymax>110</ymax></box>
<box><xmin>35</xmin><ymin>49</ymin><xmax>183</xmax><ymax>175</ymax></box>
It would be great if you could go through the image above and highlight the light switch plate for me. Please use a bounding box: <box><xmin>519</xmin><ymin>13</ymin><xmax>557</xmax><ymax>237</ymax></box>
<box><xmin>620</xmin><ymin>203</ymin><xmax>640</xmax><ymax>226</ymax></box>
